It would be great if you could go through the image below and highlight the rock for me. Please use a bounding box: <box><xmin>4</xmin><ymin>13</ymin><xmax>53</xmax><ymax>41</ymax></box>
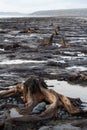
<box><xmin>72</xmin><ymin>119</ymin><xmax>87</xmax><ymax>129</ymax></box>
<box><xmin>39</xmin><ymin>124</ymin><xmax>81</xmax><ymax>130</ymax></box>
<box><xmin>0</xmin><ymin>120</ymin><xmax>4</xmax><ymax>130</ymax></box>
<box><xmin>32</xmin><ymin>102</ymin><xmax>46</xmax><ymax>114</ymax></box>
<box><xmin>18</xmin><ymin>104</ymin><xmax>25</xmax><ymax>108</ymax></box>
<box><xmin>13</xmin><ymin>101</ymin><xmax>17</xmax><ymax>105</ymax></box>
<box><xmin>57</xmin><ymin>108</ymin><xmax>71</xmax><ymax>119</ymax></box>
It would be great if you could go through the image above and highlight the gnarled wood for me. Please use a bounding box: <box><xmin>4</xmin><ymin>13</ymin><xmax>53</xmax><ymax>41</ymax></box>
<box><xmin>0</xmin><ymin>77</ymin><xmax>87</xmax><ymax>123</ymax></box>
<box><xmin>0</xmin><ymin>84</ymin><xmax>23</xmax><ymax>98</ymax></box>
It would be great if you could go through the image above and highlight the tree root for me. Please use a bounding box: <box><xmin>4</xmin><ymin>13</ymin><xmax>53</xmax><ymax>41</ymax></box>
<box><xmin>0</xmin><ymin>77</ymin><xmax>87</xmax><ymax>124</ymax></box>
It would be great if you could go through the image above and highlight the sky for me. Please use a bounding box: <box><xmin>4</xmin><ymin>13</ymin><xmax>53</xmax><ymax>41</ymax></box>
<box><xmin>0</xmin><ymin>0</ymin><xmax>87</xmax><ymax>13</ymax></box>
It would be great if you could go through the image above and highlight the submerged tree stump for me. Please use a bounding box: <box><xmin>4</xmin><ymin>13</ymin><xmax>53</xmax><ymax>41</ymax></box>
<box><xmin>0</xmin><ymin>76</ymin><xmax>87</xmax><ymax>124</ymax></box>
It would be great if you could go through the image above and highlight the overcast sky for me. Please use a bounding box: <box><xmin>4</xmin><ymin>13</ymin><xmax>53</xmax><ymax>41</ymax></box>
<box><xmin>0</xmin><ymin>0</ymin><xmax>87</xmax><ymax>13</ymax></box>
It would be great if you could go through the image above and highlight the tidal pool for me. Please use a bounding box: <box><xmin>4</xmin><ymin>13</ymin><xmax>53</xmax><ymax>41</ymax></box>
<box><xmin>46</xmin><ymin>80</ymin><xmax>87</xmax><ymax>102</ymax></box>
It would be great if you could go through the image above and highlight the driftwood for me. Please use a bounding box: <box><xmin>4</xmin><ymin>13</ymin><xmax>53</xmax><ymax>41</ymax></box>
<box><xmin>0</xmin><ymin>77</ymin><xmax>87</xmax><ymax>124</ymax></box>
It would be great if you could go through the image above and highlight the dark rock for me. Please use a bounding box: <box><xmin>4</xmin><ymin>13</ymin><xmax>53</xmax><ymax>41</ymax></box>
<box><xmin>32</xmin><ymin>102</ymin><xmax>46</xmax><ymax>114</ymax></box>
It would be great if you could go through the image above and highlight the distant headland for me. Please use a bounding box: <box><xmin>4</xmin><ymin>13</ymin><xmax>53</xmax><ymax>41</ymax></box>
<box><xmin>30</xmin><ymin>8</ymin><xmax>87</xmax><ymax>17</ymax></box>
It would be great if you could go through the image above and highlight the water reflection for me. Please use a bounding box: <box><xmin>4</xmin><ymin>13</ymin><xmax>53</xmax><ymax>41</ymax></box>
<box><xmin>46</xmin><ymin>80</ymin><xmax>87</xmax><ymax>102</ymax></box>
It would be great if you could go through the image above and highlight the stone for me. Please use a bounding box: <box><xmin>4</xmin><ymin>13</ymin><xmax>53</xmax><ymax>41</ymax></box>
<box><xmin>32</xmin><ymin>102</ymin><xmax>46</xmax><ymax>114</ymax></box>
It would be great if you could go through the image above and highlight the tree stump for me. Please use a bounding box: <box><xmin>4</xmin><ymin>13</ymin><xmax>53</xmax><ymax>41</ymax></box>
<box><xmin>0</xmin><ymin>76</ymin><xmax>87</xmax><ymax>124</ymax></box>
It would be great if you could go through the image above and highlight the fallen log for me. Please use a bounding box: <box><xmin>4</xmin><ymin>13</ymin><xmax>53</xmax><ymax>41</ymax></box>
<box><xmin>0</xmin><ymin>77</ymin><xmax>87</xmax><ymax>124</ymax></box>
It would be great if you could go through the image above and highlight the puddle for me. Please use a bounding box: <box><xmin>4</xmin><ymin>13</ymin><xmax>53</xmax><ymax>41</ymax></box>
<box><xmin>0</xmin><ymin>48</ymin><xmax>4</xmax><ymax>51</ymax></box>
<box><xmin>46</xmin><ymin>80</ymin><xmax>87</xmax><ymax>102</ymax></box>
<box><xmin>0</xmin><ymin>59</ymin><xmax>47</xmax><ymax>65</ymax></box>
<box><xmin>4</xmin><ymin>34</ymin><xmax>14</xmax><ymax>38</ymax></box>
<box><xmin>8</xmin><ymin>30</ymin><xmax>20</xmax><ymax>35</ymax></box>
<box><xmin>77</xmin><ymin>53</ymin><xmax>85</xmax><ymax>57</ymax></box>
<box><xmin>70</xmin><ymin>39</ymin><xmax>86</xmax><ymax>43</ymax></box>
<box><xmin>10</xmin><ymin>108</ymin><xmax>23</xmax><ymax>118</ymax></box>
<box><xmin>4</xmin><ymin>39</ymin><xmax>9</xmax><ymax>42</ymax></box>
<box><xmin>16</xmin><ymin>34</ymin><xmax>29</xmax><ymax>39</ymax></box>
<box><xmin>68</xmin><ymin>37</ymin><xmax>87</xmax><ymax>43</ymax></box>
<box><xmin>29</xmin><ymin>33</ymin><xmax>43</xmax><ymax>39</ymax></box>
<box><xmin>48</xmin><ymin>59</ymin><xmax>65</xmax><ymax>63</ymax></box>
<box><xmin>60</xmin><ymin>56</ymin><xmax>77</xmax><ymax>60</ymax></box>
<box><xmin>60</xmin><ymin>55</ymin><xmax>86</xmax><ymax>61</ymax></box>
<box><xmin>63</xmin><ymin>51</ymin><xmax>85</xmax><ymax>57</ymax></box>
<box><xmin>64</xmin><ymin>51</ymin><xmax>76</xmax><ymax>55</ymax></box>
<box><xmin>66</xmin><ymin>66</ymin><xmax>87</xmax><ymax>72</ymax></box>
<box><xmin>29</xmin><ymin>33</ymin><xmax>38</xmax><ymax>37</ymax></box>
<box><xmin>52</xmin><ymin>43</ymin><xmax>62</xmax><ymax>47</ymax></box>
<box><xmin>67</xmin><ymin>35</ymin><xmax>87</xmax><ymax>40</ymax></box>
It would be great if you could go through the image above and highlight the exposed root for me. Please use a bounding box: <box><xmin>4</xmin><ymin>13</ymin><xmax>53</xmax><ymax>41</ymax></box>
<box><xmin>0</xmin><ymin>77</ymin><xmax>87</xmax><ymax>124</ymax></box>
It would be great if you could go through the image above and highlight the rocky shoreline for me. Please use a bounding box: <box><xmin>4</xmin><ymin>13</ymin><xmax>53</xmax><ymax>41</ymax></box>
<box><xmin>0</xmin><ymin>17</ymin><xmax>87</xmax><ymax>130</ymax></box>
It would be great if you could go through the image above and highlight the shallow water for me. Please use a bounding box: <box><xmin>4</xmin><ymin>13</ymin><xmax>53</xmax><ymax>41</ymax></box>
<box><xmin>0</xmin><ymin>48</ymin><xmax>4</xmax><ymax>51</ymax></box>
<box><xmin>66</xmin><ymin>66</ymin><xmax>87</xmax><ymax>72</ymax></box>
<box><xmin>46</xmin><ymin>80</ymin><xmax>87</xmax><ymax>102</ymax></box>
<box><xmin>0</xmin><ymin>59</ymin><xmax>47</xmax><ymax>65</ymax></box>
<box><xmin>10</xmin><ymin>108</ymin><xmax>23</xmax><ymax>118</ymax></box>
<box><xmin>69</xmin><ymin>37</ymin><xmax>87</xmax><ymax>43</ymax></box>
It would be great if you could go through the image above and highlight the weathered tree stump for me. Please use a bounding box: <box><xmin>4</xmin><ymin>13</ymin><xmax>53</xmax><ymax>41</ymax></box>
<box><xmin>0</xmin><ymin>76</ymin><xmax>87</xmax><ymax>124</ymax></box>
<box><xmin>41</xmin><ymin>34</ymin><xmax>54</xmax><ymax>46</ymax></box>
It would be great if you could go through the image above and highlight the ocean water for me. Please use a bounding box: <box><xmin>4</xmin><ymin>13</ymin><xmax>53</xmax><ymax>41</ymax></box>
<box><xmin>0</xmin><ymin>15</ymin><xmax>26</xmax><ymax>18</ymax></box>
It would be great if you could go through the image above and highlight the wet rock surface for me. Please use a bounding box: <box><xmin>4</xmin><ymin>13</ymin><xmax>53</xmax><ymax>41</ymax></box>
<box><xmin>0</xmin><ymin>17</ymin><xmax>87</xmax><ymax>87</ymax></box>
<box><xmin>0</xmin><ymin>17</ymin><xmax>87</xmax><ymax>130</ymax></box>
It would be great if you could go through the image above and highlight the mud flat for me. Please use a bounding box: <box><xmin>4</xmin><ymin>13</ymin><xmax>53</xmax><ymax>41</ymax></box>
<box><xmin>0</xmin><ymin>17</ymin><xmax>87</xmax><ymax>130</ymax></box>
